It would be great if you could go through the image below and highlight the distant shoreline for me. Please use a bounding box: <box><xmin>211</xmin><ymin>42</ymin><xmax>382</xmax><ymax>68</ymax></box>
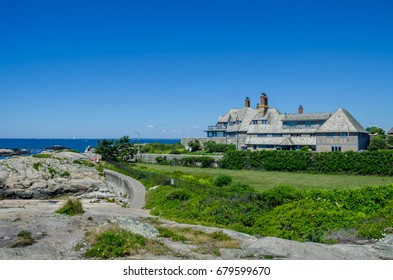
<box><xmin>0</xmin><ymin>138</ymin><xmax>181</xmax><ymax>159</ymax></box>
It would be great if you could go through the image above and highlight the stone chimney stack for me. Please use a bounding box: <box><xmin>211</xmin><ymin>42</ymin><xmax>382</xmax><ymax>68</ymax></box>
<box><xmin>298</xmin><ymin>105</ymin><xmax>304</xmax><ymax>114</ymax></box>
<box><xmin>245</xmin><ymin>97</ymin><xmax>250</xmax><ymax>108</ymax></box>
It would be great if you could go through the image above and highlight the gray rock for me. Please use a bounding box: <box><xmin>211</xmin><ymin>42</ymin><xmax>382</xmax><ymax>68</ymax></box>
<box><xmin>0</xmin><ymin>153</ymin><xmax>110</xmax><ymax>199</ymax></box>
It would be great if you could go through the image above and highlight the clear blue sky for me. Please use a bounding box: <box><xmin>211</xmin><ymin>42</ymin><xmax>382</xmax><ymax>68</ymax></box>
<box><xmin>1</xmin><ymin>0</ymin><xmax>392</xmax><ymax>138</ymax></box>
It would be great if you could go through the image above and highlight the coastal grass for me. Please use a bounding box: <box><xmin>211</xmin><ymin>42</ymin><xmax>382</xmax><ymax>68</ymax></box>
<box><xmin>85</xmin><ymin>224</ymin><xmax>169</xmax><ymax>259</ymax></box>
<box><xmin>156</xmin><ymin>226</ymin><xmax>240</xmax><ymax>256</ymax></box>
<box><xmin>134</xmin><ymin>163</ymin><xmax>393</xmax><ymax>191</ymax></box>
<box><xmin>11</xmin><ymin>230</ymin><xmax>35</xmax><ymax>247</ymax></box>
<box><xmin>32</xmin><ymin>154</ymin><xmax>52</xmax><ymax>159</ymax></box>
<box><xmin>55</xmin><ymin>197</ymin><xmax>84</xmax><ymax>216</ymax></box>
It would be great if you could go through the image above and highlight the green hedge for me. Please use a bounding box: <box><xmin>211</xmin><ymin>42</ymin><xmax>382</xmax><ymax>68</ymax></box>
<box><xmin>221</xmin><ymin>150</ymin><xmax>393</xmax><ymax>176</ymax></box>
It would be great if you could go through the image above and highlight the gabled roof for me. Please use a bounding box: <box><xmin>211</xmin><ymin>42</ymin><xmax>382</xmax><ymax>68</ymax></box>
<box><xmin>280</xmin><ymin>137</ymin><xmax>295</xmax><ymax>146</ymax></box>
<box><xmin>388</xmin><ymin>128</ymin><xmax>393</xmax><ymax>135</ymax></box>
<box><xmin>282</xmin><ymin>112</ymin><xmax>332</xmax><ymax>121</ymax></box>
<box><xmin>316</xmin><ymin>108</ymin><xmax>368</xmax><ymax>134</ymax></box>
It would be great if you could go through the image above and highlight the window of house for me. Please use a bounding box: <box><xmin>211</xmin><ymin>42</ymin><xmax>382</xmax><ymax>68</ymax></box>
<box><xmin>262</xmin><ymin>120</ymin><xmax>268</xmax><ymax>124</ymax></box>
<box><xmin>257</xmin><ymin>134</ymin><xmax>268</xmax><ymax>137</ymax></box>
<box><xmin>331</xmin><ymin>146</ymin><xmax>342</xmax><ymax>152</ymax></box>
<box><xmin>339</xmin><ymin>133</ymin><xmax>348</xmax><ymax>137</ymax></box>
<box><xmin>326</xmin><ymin>133</ymin><xmax>334</xmax><ymax>137</ymax></box>
<box><xmin>252</xmin><ymin>120</ymin><xmax>258</xmax><ymax>125</ymax></box>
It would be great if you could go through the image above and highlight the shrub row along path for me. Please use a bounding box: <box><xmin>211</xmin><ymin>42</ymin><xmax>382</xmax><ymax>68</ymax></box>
<box><xmin>1</xmin><ymin>166</ymin><xmax>393</xmax><ymax>259</ymax></box>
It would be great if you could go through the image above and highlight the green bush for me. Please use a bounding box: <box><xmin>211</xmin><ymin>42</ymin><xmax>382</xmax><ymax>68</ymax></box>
<box><xmin>55</xmin><ymin>197</ymin><xmax>84</xmax><ymax>216</ymax></box>
<box><xmin>204</xmin><ymin>141</ymin><xmax>236</xmax><ymax>153</ymax></box>
<box><xmin>11</xmin><ymin>230</ymin><xmax>35</xmax><ymax>247</ymax></box>
<box><xmin>85</xmin><ymin>225</ymin><xmax>146</xmax><ymax>259</ymax></box>
<box><xmin>33</xmin><ymin>162</ymin><xmax>43</xmax><ymax>171</ymax></box>
<box><xmin>213</xmin><ymin>175</ymin><xmax>232</xmax><ymax>187</ymax></box>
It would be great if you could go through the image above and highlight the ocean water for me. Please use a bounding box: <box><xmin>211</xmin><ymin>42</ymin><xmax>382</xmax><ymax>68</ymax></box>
<box><xmin>0</xmin><ymin>138</ymin><xmax>181</xmax><ymax>159</ymax></box>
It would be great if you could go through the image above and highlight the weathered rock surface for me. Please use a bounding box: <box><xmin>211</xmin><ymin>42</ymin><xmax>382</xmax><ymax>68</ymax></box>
<box><xmin>0</xmin><ymin>152</ymin><xmax>112</xmax><ymax>199</ymax></box>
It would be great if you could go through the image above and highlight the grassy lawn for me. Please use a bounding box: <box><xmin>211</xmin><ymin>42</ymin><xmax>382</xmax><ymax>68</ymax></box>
<box><xmin>135</xmin><ymin>163</ymin><xmax>393</xmax><ymax>191</ymax></box>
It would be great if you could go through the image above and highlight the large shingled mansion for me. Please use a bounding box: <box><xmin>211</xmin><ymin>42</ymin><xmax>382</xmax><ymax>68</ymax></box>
<box><xmin>202</xmin><ymin>93</ymin><xmax>370</xmax><ymax>152</ymax></box>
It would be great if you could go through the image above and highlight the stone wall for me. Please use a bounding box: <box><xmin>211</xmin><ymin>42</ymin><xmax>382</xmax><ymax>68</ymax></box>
<box><xmin>104</xmin><ymin>170</ymin><xmax>133</xmax><ymax>206</ymax></box>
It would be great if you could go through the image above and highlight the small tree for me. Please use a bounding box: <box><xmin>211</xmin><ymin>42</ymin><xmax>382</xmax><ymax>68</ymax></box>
<box><xmin>115</xmin><ymin>136</ymin><xmax>135</xmax><ymax>161</ymax></box>
<box><xmin>366</xmin><ymin>126</ymin><xmax>385</xmax><ymax>135</ymax></box>
<box><xmin>368</xmin><ymin>135</ymin><xmax>389</xmax><ymax>151</ymax></box>
<box><xmin>96</xmin><ymin>139</ymin><xmax>116</xmax><ymax>160</ymax></box>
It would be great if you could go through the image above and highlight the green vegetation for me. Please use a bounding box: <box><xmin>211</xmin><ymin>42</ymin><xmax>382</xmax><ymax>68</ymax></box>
<box><xmin>32</xmin><ymin>162</ymin><xmax>43</xmax><ymax>171</ymax></box>
<box><xmin>85</xmin><ymin>224</ymin><xmax>168</xmax><ymax>259</ymax></box>
<box><xmin>156</xmin><ymin>155</ymin><xmax>215</xmax><ymax>168</ymax></box>
<box><xmin>188</xmin><ymin>140</ymin><xmax>201</xmax><ymax>152</ymax></box>
<box><xmin>47</xmin><ymin>166</ymin><xmax>58</xmax><ymax>177</ymax></box>
<box><xmin>146</xmin><ymin>184</ymin><xmax>393</xmax><ymax>243</ymax></box>
<box><xmin>95</xmin><ymin>164</ymin><xmax>104</xmax><ymax>175</ymax></box>
<box><xmin>60</xmin><ymin>171</ymin><xmax>70</xmax><ymax>178</ymax></box>
<box><xmin>32</xmin><ymin>153</ymin><xmax>52</xmax><ymax>159</ymax></box>
<box><xmin>368</xmin><ymin>136</ymin><xmax>389</xmax><ymax>151</ymax></box>
<box><xmin>220</xmin><ymin>150</ymin><xmax>393</xmax><ymax>176</ymax></box>
<box><xmin>366</xmin><ymin>126</ymin><xmax>385</xmax><ymax>135</ymax></box>
<box><xmin>11</xmin><ymin>230</ymin><xmax>35</xmax><ymax>247</ymax></box>
<box><xmin>135</xmin><ymin>163</ymin><xmax>393</xmax><ymax>190</ymax></box>
<box><xmin>55</xmin><ymin>197</ymin><xmax>84</xmax><ymax>216</ymax></box>
<box><xmin>204</xmin><ymin>141</ymin><xmax>236</xmax><ymax>153</ymax></box>
<box><xmin>212</xmin><ymin>174</ymin><xmax>232</xmax><ymax>187</ymax></box>
<box><xmin>96</xmin><ymin>136</ymin><xmax>135</xmax><ymax>161</ymax></box>
<box><xmin>156</xmin><ymin>226</ymin><xmax>240</xmax><ymax>256</ymax></box>
<box><xmin>140</xmin><ymin>142</ymin><xmax>187</xmax><ymax>154</ymax></box>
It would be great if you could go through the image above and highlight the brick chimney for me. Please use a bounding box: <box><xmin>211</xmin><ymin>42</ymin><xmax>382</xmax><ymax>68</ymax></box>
<box><xmin>245</xmin><ymin>97</ymin><xmax>250</xmax><ymax>108</ymax></box>
<box><xmin>298</xmin><ymin>105</ymin><xmax>303</xmax><ymax>114</ymax></box>
<box><xmin>260</xmin><ymin>93</ymin><xmax>268</xmax><ymax>108</ymax></box>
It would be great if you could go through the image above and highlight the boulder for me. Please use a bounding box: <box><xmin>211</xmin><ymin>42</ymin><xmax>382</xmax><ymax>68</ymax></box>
<box><xmin>0</xmin><ymin>152</ymin><xmax>111</xmax><ymax>199</ymax></box>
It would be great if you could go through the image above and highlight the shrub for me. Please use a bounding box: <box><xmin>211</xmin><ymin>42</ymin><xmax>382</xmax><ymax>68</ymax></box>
<box><xmin>33</xmin><ymin>162</ymin><xmax>43</xmax><ymax>171</ymax></box>
<box><xmin>85</xmin><ymin>224</ymin><xmax>167</xmax><ymax>259</ymax></box>
<box><xmin>156</xmin><ymin>156</ymin><xmax>170</xmax><ymax>165</ymax></box>
<box><xmin>188</xmin><ymin>140</ymin><xmax>201</xmax><ymax>152</ymax></box>
<box><xmin>221</xmin><ymin>150</ymin><xmax>393</xmax><ymax>176</ymax></box>
<box><xmin>60</xmin><ymin>171</ymin><xmax>70</xmax><ymax>178</ymax></box>
<box><xmin>204</xmin><ymin>141</ymin><xmax>236</xmax><ymax>153</ymax></box>
<box><xmin>213</xmin><ymin>175</ymin><xmax>232</xmax><ymax>187</ymax></box>
<box><xmin>55</xmin><ymin>197</ymin><xmax>84</xmax><ymax>216</ymax></box>
<box><xmin>165</xmin><ymin>188</ymin><xmax>194</xmax><ymax>201</ymax></box>
<box><xmin>32</xmin><ymin>154</ymin><xmax>52</xmax><ymax>159</ymax></box>
<box><xmin>11</xmin><ymin>230</ymin><xmax>35</xmax><ymax>247</ymax></box>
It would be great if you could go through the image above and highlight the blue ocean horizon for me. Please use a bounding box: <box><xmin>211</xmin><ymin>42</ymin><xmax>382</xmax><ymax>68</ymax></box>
<box><xmin>0</xmin><ymin>138</ymin><xmax>181</xmax><ymax>159</ymax></box>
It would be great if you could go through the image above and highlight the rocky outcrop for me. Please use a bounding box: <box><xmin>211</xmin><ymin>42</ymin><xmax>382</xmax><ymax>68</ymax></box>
<box><xmin>0</xmin><ymin>149</ymin><xmax>30</xmax><ymax>157</ymax></box>
<box><xmin>0</xmin><ymin>152</ymin><xmax>114</xmax><ymax>199</ymax></box>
